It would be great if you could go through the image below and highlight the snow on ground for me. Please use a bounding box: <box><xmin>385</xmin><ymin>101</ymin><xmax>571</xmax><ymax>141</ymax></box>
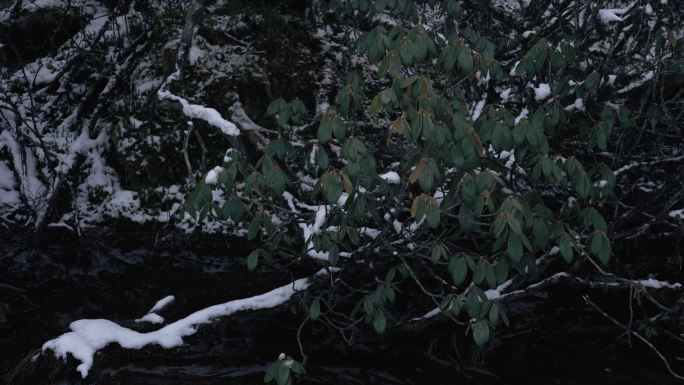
<box><xmin>379</xmin><ymin>171</ymin><xmax>401</xmax><ymax>184</ymax></box>
<box><xmin>43</xmin><ymin>269</ymin><xmax>327</xmax><ymax>377</ymax></box>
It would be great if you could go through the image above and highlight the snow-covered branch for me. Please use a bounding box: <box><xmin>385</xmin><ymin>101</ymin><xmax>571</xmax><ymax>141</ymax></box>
<box><xmin>42</xmin><ymin>269</ymin><xmax>328</xmax><ymax>377</ymax></box>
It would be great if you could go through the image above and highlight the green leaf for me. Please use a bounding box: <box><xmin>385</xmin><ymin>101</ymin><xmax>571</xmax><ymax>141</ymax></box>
<box><xmin>445</xmin><ymin>0</ymin><xmax>461</xmax><ymax>16</ymax></box>
<box><xmin>491</xmin><ymin>123</ymin><xmax>512</xmax><ymax>151</ymax></box>
<box><xmin>316</xmin><ymin>147</ymin><xmax>329</xmax><ymax>171</ymax></box>
<box><xmin>363</xmin><ymin>295</ymin><xmax>375</xmax><ymax>316</ymax></box>
<box><xmin>309</xmin><ymin>298</ymin><xmax>321</xmax><ymax>321</ymax></box>
<box><xmin>266</xmin><ymin>97</ymin><xmax>287</xmax><ymax>116</ymax></box>
<box><xmin>449</xmin><ymin>256</ymin><xmax>468</xmax><ymax>285</ymax></box>
<box><xmin>318</xmin><ymin>117</ymin><xmax>332</xmax><ymax>143</ymax></box>
<box><xmin>277</xmin><ymin>364</ymin><xmax>289</xmax><ymax>385</ymax></box>
<box><xmin>484</xmin><ymin>262</ymin><xmax>497</xmax><ymax>289</ymax></box>
<box><xmin>373</xmin><ymin>309</ymin><xmax>387</xmax><ymax>334</ymax></box>
<box><xmin>494</xmin><ymin>258</ymin><xmax>509</xmax><ymax>284</ymax></box>
<box><xmin>425</xmin><ymin>198</ymin><xmax>440</xmax><ymax>228</ymax></box>
<box><xmin>473</xmin><ymin>261</ymin><xmax>486</xmax><ymax>285</ymax></box>
<box><xmin>431</xmin><ymin>244</ymin><xmax>446</xmax><ymax>263</ymax></box>
<box><xmin>466</xmin><ymin>289</ymin><xmax>481</xmax><ymax>318</ymax></box>
<box><xmin>473</xmin><ymin>319</ymin><xmax>490</xmax><ymax>346</ymax></box>
<box><xmin>457</xmin><ymin>45</ymin><xmax>474</xmax><ymax>73</ymax></box>
<box><xmin>590</xmin><ymin>231</ymin><xmax>602</xmax><ymax>256</ymax></box>
<box><xmin>583</xmin><ymin>71</ymin><xmax>600</xmax><ymax>91</ymax></box>
<box><xmin>600</xmin><ymin>237</ymin><xmax>611</xmax><ymax>265</ymax></box>
<box><xmin>442</xmin><ymin>44</ymin><xmax>457</xmax><ymax>71</ymax></box>
<box><xmin>246</xmin><ymin>250</ymin><xmax>259</xmax><ymax>271</ymax></box>
<box><xmin>489</xmin><ymin>303</ymin><xmax>500</xmax><ymax>326</ymax></box>
<box><xmin>399</xmin><ymin>38</ymin><xmax>413</xmax><ymax>65</ymax></box>
<box><xmin>344</xmin><ymin>226</ymin><xmax>358</xmax><ymax>245</ymax></box>
<box><xmin>276</xmin><ymin>108</ymin><xmax>290</xmax><ymax>127</ymax></box>
<box><xmin>507</xmin><ymin>216</ymin><xmax>522</xmax><ymax>235</ymax></box>
<box><xmin>321</xmin><ymin>172</ymin><xmax>343</xmax><ymax>204</ymax></box>
<box><xmin>507</xmin><ymin>232</ymin><xmax>523</xmax><ymax>263</ymax></box>
<box><xmin>248</xmin><ymin>216</ymin><xmax>261</xmax><ymax>240</ymax></box>
<box><xmin>264</xmin><ymin>362</ymin><xmax>278</xmax><ymax>382</ymax></box>
<box><xmin>328</xmin><ymin>243</ymin><xmax>340</xmax><ymax>265</ymax></box>
<box><xmin>227</xmin><ymin>198</ymin><xmax>246</xmax><ymax>221</ymax></box>
<box><xmin>532</xmin><ymin>218</ymin><xmax>549</xmax><ymax>249</ymax></box>
<box><xmin>559</xmin><ymin>233</ymin><xmax>573</xmax><ymax>263</ymax></box>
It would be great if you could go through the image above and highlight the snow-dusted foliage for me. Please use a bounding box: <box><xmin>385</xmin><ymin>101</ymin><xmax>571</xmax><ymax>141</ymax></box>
<box><xmin>2</xmin><ymin>0</ymin><xmax>683</xmax><ymax>381</ymax></box>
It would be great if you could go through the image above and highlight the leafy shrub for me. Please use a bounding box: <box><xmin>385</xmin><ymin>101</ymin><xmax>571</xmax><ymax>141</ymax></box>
<box><xmin>183</xmin><ymin>0</ymin><xmax>683</xmax><ymax>375</ymax></box>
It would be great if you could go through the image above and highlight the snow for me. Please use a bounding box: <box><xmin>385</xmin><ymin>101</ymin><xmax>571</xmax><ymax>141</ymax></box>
<box><xmin>205</xmin><ymin>166</ymin><xmax>224</xmax><ymax>185</ymax></box>
<box><xmin>105</xmin><ymin>190</ymin><xmax>140</xmax><ymax>216</ymax></box>
<box><xmin>0</xmin><ymin>161</ymin><xmax>16</xmax><ymax>190</ymax></box>
<box><xmin>379</xmin><ymin>171</ymin><xmax>401</xmax><ymax>184</ymax></box>
<box><xmin>298</xmin><ymin>205</ymin><xmax>331</xmax><ymax>260</ymax></box>
<box><xmin>135</xmin><ymin>295</ymin><xmax>176</xmax><ymax>324</ymax></box>
<box><xmin>565</xmin><ymin>98</ymin><xmax>584</xmax><ymax>111</ymax></box>
<box><xmin>617</xmin><ymin>71</ymin><xmax>654</xmax><ymax>94</ymax></box>
<box><xmin>34</xmin><ymin>66</ymin><xmax>59</xmax><ymax>85</ymax></box>
<box><xmin>43</xmin><ymin>270</ymin><xmax>327</xmax><ymax>377</ymax></box>
<box><xmin>532</xmin><ymin>83</ymin><xmax>551</xmax><ymax>101</ymax></box>
<box><xmin>471</xmin><ymin>97</ymin><xmax>486</xmax><ymax>120</ymax></box>
<box><xmin>360</xmin><ymin>227</ymin><xmax>381</xmax><ymax>239</ymax></box>
<box><xmin>393</xmin><ymin>220</ymin><xmax>403</xmax><ymax>234</ymax></box>
<box><xmin>598</xmin><ymin>5</ymin><xmax>632</xmax><ymax>24</ymax></box>
<box><xmin>411</xmin><ymin>307</ymin><xmax>440</xmax><ymax>321</ymax></box>
<box><xmin>312</xmin><ymin>206</ymin><xmax>327</xmax><ymax>235</ymax></box>
<box><xmin>515</xmin><ymin>108</ymin><xmax>529</xmax><ymax>124</ymax></box>
<box><xmin>157</xmin><ymin>72</ymin><xmax>239</xmax><ymax>136</ymax></box>
<box><xmin>188</xmin><ymin>46</ymin><xmax>204</xmax><ymax>65</ymax></box>
<box><xmin>0</xmin><ymin>160</ymin><xmax>20</xmax><ymax>207</ymax></box>
<box><xmin>309</xmin><ymin>145</ymin><xmax>318</xmax><ymax>167</ymax></box>
<box><xmin>484</xmin><ymin>279</ymin><xmax>514</xmax><ymax>300</ymax></box>
<box><xmin>135</xmin><ymin>313</ymin><xmax>165</xmax><ymax>324</ymax></box>
<box><xmin>282</xmin><ymin>191</ymin><xmax>299</xmax><ymax>213</ymax></box>
<box><xmin>669</xmin><ymin>209</ymin><xmax>684</xmax><ymax>219</ymax></box>
<box><xmin>499</xmin><ymin>88</ymin><xmax>512</xmax><ymax>103</ymax></box>
<box><xmin>637</xmin><ymin>278</ymin><xmax>682</xmax><ymax>289</ymax></box>
<box><xmin>229</xmin><ymin>100</ymin><xmax>267</xmax><ymax>135</ymax></box>
<box><xmin>148</xmin><ymin>295</ymin><xmax>175</xmax><ymax>313</ymax></box>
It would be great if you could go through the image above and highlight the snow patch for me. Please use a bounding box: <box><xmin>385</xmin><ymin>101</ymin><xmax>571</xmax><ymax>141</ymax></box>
<box><xmin>43</xmin><ymin>270</ymin><xmax>327</xmax><ymax>377</ymax></box>
<box><xmin>669</xmin><ymin>209</ymin><xmax>684</xmax><ymax>219</ymax></box>
<box><xmin>135</xmin><ymin>313</ymin><xmax>165</xmax><ymax>324</ymax></box>
<box><xmin>532</xmin><ymin>83</ymin><xmax>551</xmax><ymax>101</ymax></box>
<box><xmin>637</xmin><ymin>278</ymin><xmax>682</xmax><ymax>289</ymax></box>
<box><xmin>617</xmin><ymin>71</ymin><xmax>654</xmax><ymax>94</ymax></box>
<box><xmin>205</xmin><ymin>166</ymin><xmax>224</xmax><ymax>185</ymax></box>
<box><xmin>379</xmin><ymin>171</ymin><xmax>401</xmax><ymax>184</ymax></box>
<box><xmin>598</xmin><ymin>5</ymin><xmax>632</xmax><ymax>24</ymax></box>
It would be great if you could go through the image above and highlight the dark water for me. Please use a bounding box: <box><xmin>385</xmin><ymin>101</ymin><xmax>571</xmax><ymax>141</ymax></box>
<box><xmin>1</xmin><ymin>233</ymin><xmax>682</xmax><ymax>385</ymax></box>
